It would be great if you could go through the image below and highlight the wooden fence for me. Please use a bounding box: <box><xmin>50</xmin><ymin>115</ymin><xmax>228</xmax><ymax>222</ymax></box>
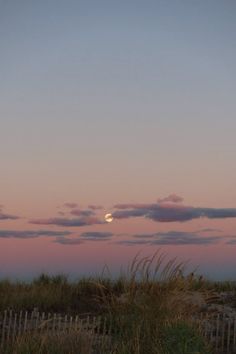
<box><xmin>194</xmin><ymin>313</ymin><xmax>236</xmax><ymax>353</ymax></box>
<box><xmin>0</xmin><ymin>309</ymin><xmax>112</xmax><ymax>352</ymax></box>
<box><xmin>1</xmin><ymin>310</ymin><xmax>236</xmax><ymax>353</ymax></box>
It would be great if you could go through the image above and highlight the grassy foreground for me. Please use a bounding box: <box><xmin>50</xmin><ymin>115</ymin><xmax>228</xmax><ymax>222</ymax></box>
<box><xmin>1</xmin><ymin>252</ymin><xmax>233</xmax><ymax>354</ymax></box>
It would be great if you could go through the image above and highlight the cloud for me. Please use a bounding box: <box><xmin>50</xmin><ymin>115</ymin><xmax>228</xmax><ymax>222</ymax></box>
<box><xmin>225</xmin><ymin>237</ymin><xmax>236</xmax><ymax>245</ymax></box>
<box><xmin>112</xmin><ymin>200</ymin><xmax>236</xmax><ymax>223</ymax></box>
<box><xmin>150</xmin><ymin>231</ymin><xmax>221</xmax><ymax>245</ymax></box>
<box><xmin>64</xmin><ymin>203</ymin><xmax>78</xmax><ymax>209</ymax></box>
<box><xmin>30</xmin><ymin>216</ymin><xmax>105</xmax><ymax>227</ymax></box>
<box><xmin>54</xmin><ymin>231</ymin><xmax>113</xmax><ymax>245</ymax></box>
<box><xmin>54</xmin><ymin>237</ymin><xmax>84</xmax><ymax>245</ymax></box>
<box><xmin>70</xmin><ymin>209</ymin><xmax>95</xmax><ymax>217</ymax></box>
<box><xmin>0</xmin><ymin>210</ymin><xmax>19</xmax><ymax>221</ymax></box>
<box><xmin>116</xmin><ymin>231</ymin><xmax>223</xmax><ymax>246</ymax></box>
<box><xmin>114</xmin><ymin>203</ymin><xmax>152</xmax><ymax>210</ymax></box>
<box><xmin>88</xmin><ymin>205</ymin><xmax>103</xmax><ymax>210</ymax></box>
<box><xmin>116</xmin><ymin>239</ymin><xmax>151</xmax><ymax>246</ymax></box>
<box><xmin>196</xmin><ymin>228</ymin><xmax>222</xmax><ymax>233</ymax></box>
<box><xmin>58</xmin><ymin>211</ymin><xmax>65</xmax><ymax>216</ymax></box>
<box><xmin>0</xmin><ymin>230</ymin><xmax>71</xmax><ymax>239</ymax></box>
<box><xmin>132</xmin><ymin>233</ymin><xmax>158</xmax><ymax>239</ymax></box>
<box><xmin>157</xmin><ymin>194</ymin><xmax>183</xmax><ymax>203</ymax></box>
<box><xmin>80</xmin><ymin>231</ymin><xmax>113</xmax><ymax>241</ymax></box>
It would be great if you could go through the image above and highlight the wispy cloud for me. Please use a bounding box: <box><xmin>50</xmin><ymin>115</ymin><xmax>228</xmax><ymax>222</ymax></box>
<box><xmin>88</xmin><ymin>205</ymin><xmax>103</xmax><ymax>210</ymax></box>
<box><xmin>113</xmin><ymin>197</ymin><xmax>236</xmax><ymax>223</ymax></box>
<box><xmin>116</xmin><ymin>239</ymin><xmax>151</xmax><ymax>246</ymax></box>
<box><xmin>0</xmin><ymin>230</ymin><xmax>71</xmax><ymax>239</ymax></box>
<box><xmin>54</xmin><ymin>231</ymin><xmax>113</xmax><ymax>245</ymax></box>
<box><xmin>116</xmin><ymin>230</ymin><xmax>223</xmax><ymax>246</ymax></box>
<box><xmin>0</xmin><ymin>206</ymin><xmax>19</xmax><ymax>221</ymax></box>
<box><xmin>196</xmin><ymin>228</ymin><xmax>222</xmax><ymax>233</ymax></box>
<box><xmin>80</xmin><ymin>231</ymin><xmax>113</xmax><ymax>241</ymax></box>
<box><xmin>157</xmin><ymin>194</ymin><xmax>183</xmax><ymax>203</ymax></box>
<box><xmin>30</xmin><ymin>216</ymin><xmax>105</xmax><ymax>227</ymax></box>
<box><xmin>225</xmin><ymin>237</ymin><xmax>236</xmax><ymax>245</ymax></box>
<box><xmin>64</xmin><ymin>203</ymin><xmax>78</xmax><ymax>209</ymax></box>
<box><xmin>149</xmin><ymin>231</ymin><xmax>222</xmax><ymax>245</ymax></box>
<box><xmin>70</xmin><ymin>209</ymin><xmax>95</xmax><ymax>217</ymax></box>
<box><xmin>54</xmin><ymin>237</ymin><xmax>84</xmax><ymax>245</ymax></box>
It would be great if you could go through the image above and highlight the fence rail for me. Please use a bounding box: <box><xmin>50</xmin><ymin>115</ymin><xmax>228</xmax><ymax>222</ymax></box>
<box><xmin>193</xmin><ymin>313</ymin><xmax>236</xmax><ymax>353</ymax></box>
<box><xmin>1</xmin><ymin>310</ymin><xmax>236</xmax><ymax>353</ymax></box>
<box><xmin>0</xmin><ymin>309</ymin><xmax>112</xmax><ymax>351</ymax></box>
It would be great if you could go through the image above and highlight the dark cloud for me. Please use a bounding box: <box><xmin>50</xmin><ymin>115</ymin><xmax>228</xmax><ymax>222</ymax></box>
<box><xmin>116</xmin><ymin>239</ymin><xmax>151</xmax><ymax>246</ymax></box>
<box><xmin>80</xmin><ymin>231</ymin><xmax>113</xmax><ymax>241</ymax></box>
<box><xmin>88</xmin><ymin>205</ymin><xmax>103</xmax><ymax>210</ymax></box>
<box><xmin>113</xmin><ymin>208</ymin><xmax>147</xmax><ymax>219</ymax></box>
<box><xmin>150</xmin><ymin>231</ymin><xmax>221</xmax><ymax>245</ymax></box>
<box><xmin>132</xmin><ymin>233</ymin><xmax>157</xmax><ymax>239</ymax></box>
<box><xmin>70</xmin><ymin>209</ymin><xmax>95</xmax><ymax>217</ymax></box>
<box><xmin>112</xmin><ymin>201</ymin><xmax>236</xmax><ymax>223</ymax></box>
<box><xmin>54</xmin><ymin>231</ymin><xmax>113</xmax><ymax>245</ymax></box>
<box><xmin>54</xmin><ymin>237</ymin><xmax>84</xmax><ymax>245</ymax></box>
<box><xmin>157</xmin><ymin>194</ymin><xmax>183</xmax><ymax>203</ymax></box>
<box><xmin>30</xmin><ymin>216</ymin><xmax>105</xmax><ymax>227</ymax></box>
<box><xmin>58</xmin><ymin>211</ymin><xmax>65</xmax><ymax>216</ymax></box>
<box><xmin>116</xmin><ymin>231</ymin><xmax>223</xmax><ymax>246</ymax></box>
<box><xmin>114</xmin><ymin>203</ymin><xmax>152</xmax><ymax>210</ymax></box>
<box><xmin>225</xmin><ymin>237</ymin><xmax>236</xmax><ymax>245</ymax></box>
<box><xmin>0</xmin><ymin>211</ymin><xmax>19</xmax><ymax>221</ymax></box>
<box><xmin>196</xmin><ymin>228</ymin><xmax>222</xmax><ymax>233</ymax></box>
<box><xmin>0</xmin><ymin>230</ymin><xmax>71</xmax><ymax>239</ymax></box>
<box><xmin>64</xmin><ymin>203</ymin><xmax>78</xmax><ymax>209</ymax></box>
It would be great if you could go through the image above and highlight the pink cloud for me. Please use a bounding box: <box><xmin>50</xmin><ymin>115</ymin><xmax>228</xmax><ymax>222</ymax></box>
<box><xmin>64</xmin><ymin>203</ymin><xmax>78</xmax><ymax>209</ymax></box>
<box><xmin>157</xmin><ymin>194</ymin><xmax>183</xmax><ymax>204</ymax></box>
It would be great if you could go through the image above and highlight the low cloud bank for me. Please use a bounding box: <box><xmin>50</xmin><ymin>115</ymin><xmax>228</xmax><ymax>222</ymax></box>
<box><xmin>30</xmin><ymin>216</ymin><xmax>105</xmax><ymax>227</ymax></box>
<box><xmin>113</xmin><ymin>198</ymin><xmax>236</xmax><ymax>223</ymax></box>
<box><xmin>116</xmin><ymin>230</ymin><xmax>223</xmax><ymax>246</ymax></box>
<box><xmin>54</xmin><ymin>231</ymin><xmax>113</xmax><ymax>245</ymax></box>
<box><xmin>0</xmin><ymin>230</ymin><xmax>71</xmax><ymax>239</ymax></box>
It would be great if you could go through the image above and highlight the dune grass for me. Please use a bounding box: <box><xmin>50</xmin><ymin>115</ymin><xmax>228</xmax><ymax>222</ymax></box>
<box><xmin>0</xmin><ymin>251</ymin><xmax>227</xmax><ymax>353</ymax></box>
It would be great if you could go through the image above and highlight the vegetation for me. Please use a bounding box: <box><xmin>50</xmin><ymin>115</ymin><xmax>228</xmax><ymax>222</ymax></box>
<box><xmin>1</xmin><ymin>251</ymin><xmax>232</xmax><ymax>353</ymax></box>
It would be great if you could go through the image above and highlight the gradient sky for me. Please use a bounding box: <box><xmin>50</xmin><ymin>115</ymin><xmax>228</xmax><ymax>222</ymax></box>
<box><xmin>1</xmin><ymin>0</ymin><xmax>236</xmax><ymax>280</ymax></box>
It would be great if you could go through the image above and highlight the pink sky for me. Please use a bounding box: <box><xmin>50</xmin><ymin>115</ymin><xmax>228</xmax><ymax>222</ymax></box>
<box><xmin>1</xmin><ymin>1</ymin><xmax>236</xmax><ymax>280</ymax></box>
<box><xmin>1</xmin><ymin>196</ymin><xmax>236</xmax><ymax>280</ymax></box>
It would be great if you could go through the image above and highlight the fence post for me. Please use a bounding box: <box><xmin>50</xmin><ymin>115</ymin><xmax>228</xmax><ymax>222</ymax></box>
<box><xmin>18</xmin><ymin>310</ymin><xmax>23</xmax><ymax>336</ymax></box>
<box><xmin>6</xmin><ymin>310</ymin><xmax>13</xmax><ymax>342</ymax></box>
<box><xmin>233</xmin><ymin>317</ymin><xmax>236</xmax><ymax>347</ymax></box>
<box><xmin>12</xmin><ymin>313</ymin><xmax>17</xmax><ymax>341</ymax></box>
<box><xmin>227</xmin><ymin>319</ymin><xmax>231</xmax><ymax>353</ymax></box>
<box><xmin>1</xmin><ymin>310</ymin><xmax>7</xmax><ymax>348</ymax></box>
<box><xmin>52</xmin><ymin>313</ymin><xmax>56</xmax><ymax>333</ymax></box>
<box><xmin>221</xmin><ymin>315</ymin><xmax>226</xmax><ymax>352</ymax></box>
<box><xmin>215</xmin><ymin>314</ymin><xmax>220</xmax><ymax>351</ymax></box>
<box><xmin>63</xmin><ymin>314</ymin><xmax>68</xmax><ymax>332</ymax></box>
<box><xmin>23</xmin><ymin>311</ymin><xmax>28</xmax><ymax>333</ymax></box>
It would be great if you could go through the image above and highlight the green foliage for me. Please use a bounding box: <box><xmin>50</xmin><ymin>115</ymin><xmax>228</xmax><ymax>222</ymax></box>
<box><xmin>161</xmin><ymin>322</ymin><xmax>211</xmax><ymax>354</ymax></box>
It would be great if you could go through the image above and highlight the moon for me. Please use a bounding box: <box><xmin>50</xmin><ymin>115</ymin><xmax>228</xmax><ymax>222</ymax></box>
<box><xmin>105</xmin><ymin>213</ymin><xmax>113</xmax><ymax>223</ymax></box>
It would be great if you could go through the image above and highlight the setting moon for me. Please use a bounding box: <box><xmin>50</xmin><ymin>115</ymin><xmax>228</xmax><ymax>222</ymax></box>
<box><xmin>105</xmin><ymin>213</ymin><xmax>113</xmax><ymax>223</ymax></box>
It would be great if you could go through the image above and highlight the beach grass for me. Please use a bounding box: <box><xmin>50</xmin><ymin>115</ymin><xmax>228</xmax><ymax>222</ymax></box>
<box><xmin>0</xmin><ymin>252</ymin><xmax>230</xmax><ymax>353</ymax></box>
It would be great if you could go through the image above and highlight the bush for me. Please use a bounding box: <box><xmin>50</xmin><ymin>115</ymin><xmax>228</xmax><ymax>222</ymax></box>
<box><xmin>161</xmin><ymin>321</ymin><xmax>212</xmax><ymax>354</ymax></box>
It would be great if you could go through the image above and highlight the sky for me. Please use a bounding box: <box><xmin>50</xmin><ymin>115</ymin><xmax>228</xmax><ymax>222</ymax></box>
<box><xmin>0</xmin><ymin>0</ymin><xmax>236</xmax><ymax>280</ymax></box>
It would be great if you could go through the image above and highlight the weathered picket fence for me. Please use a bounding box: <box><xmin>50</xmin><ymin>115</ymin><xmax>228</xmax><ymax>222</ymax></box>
<box><xmin>0</xmin><ymin>309</ymin><xmax>112</xmax><ymax>351</ymax></box>
<box><xmin>1</xmin><ymin>310</ymin><xmax>236</xmax><ymax>353</ymax></box>
<box><xmin>195</xmin><ymin>313</ymin><xmax>236</xmax><ymax>353</ymax></box>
